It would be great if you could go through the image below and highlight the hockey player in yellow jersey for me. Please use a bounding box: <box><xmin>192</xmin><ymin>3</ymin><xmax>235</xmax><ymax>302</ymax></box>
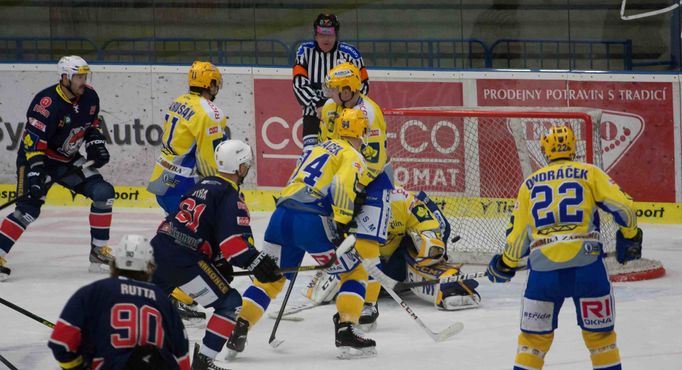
<box><xmin>148</xmin><ymin>61</ymin><xmax>227</xmax><ymax>215</ymax></box>
<box><xmin>320</xmin><ymin>62</ymin><xmax>387</xmax><ymax>187</ymax></box>
<box><xmin>487</xmin><ymin>125</ymin><xmax>643</xmax><ymax>370</ymax></box>
<box><xmin>319</xmin><ymin>63</ymin><xmax>398</xmax><ymax>307</ymax></box>
<box><xmin>147</xmin><ymin>61</ymin><xmax>227</xmax><ymax>322</ymax></box>
<box><xmin>227</xmin><ymin>109</ymin><xmax>377</xmax><ymax>359</ymax></box>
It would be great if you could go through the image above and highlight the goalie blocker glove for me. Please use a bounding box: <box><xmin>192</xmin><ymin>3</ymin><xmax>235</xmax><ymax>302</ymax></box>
<box><xmin>486</xmin><ymin>254</ymin><xmax>516</xmax><ymax>283</ymax></box>
<box><xmin>616</xmin><ymin>227</ymin><xmax>643</xmax><ymax>264</ymax></box>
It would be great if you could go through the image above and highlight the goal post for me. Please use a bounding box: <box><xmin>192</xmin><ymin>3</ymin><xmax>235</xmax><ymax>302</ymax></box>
<box><xmin>383</xmin><ymin>107</ymin><xmax>664</xmax><ymax>282</ymax></box>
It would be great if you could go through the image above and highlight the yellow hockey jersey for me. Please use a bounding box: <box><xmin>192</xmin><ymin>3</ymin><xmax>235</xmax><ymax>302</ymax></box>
<box><xmin>278</xmin><ymin>139</ymin><xmax>367</xmax><ymax>225</ymax></box>
<box><xmin>319</xmin><ymin>94</ymin><xmax>387</xmax><ymax>186</ymax></box>
<box><xmin>502</xmin><ymin>159</ymin><xmax>638</xmax><ymax>271</ymax></box>
<box><xmin>380</xmin><ymin>188</ymin><xmax>442</xmax><ymax>257</ymax></box>
<box><xmin>147</xmin><ymin>92</ymin><xmax>227</xmax><ymax>196</ymax></box>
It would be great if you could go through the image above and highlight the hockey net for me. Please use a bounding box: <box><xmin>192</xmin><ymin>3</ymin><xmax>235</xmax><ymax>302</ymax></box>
<box><xmin>383</xmin><ymin>107</ymin><xmax>664</xmax><ymax>282</ymax></box>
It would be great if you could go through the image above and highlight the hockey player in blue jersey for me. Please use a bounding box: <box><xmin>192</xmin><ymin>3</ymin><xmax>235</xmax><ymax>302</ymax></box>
<box><xmin>487</xmin><ymin>125</ymin><xmax>643</xmax><ymax>370</ymax></box>
<box><xmin>150</xmin><ymin>139</ymin><xmax>282</xmax><ymax>370</ymax></box>
<box><xmin>48</xmin><ymin>234</ymin><xmax>190</xmax><ymax>370</ymax></box>
<box><xmin>0</xmin><ymin>55</ymin><xmax>114</xmax><ymax>280</ymax></box>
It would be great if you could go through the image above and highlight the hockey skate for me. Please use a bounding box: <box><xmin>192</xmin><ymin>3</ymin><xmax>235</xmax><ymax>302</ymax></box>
<box><xmin>0</xmin><ymin>256</ymin><xmax>10</xmax><ymax>282</ymax></box>
<box><xmin>225</xmin><ymin>317</ymin><xmax>249</xmax><ymax>360</ymax></box>
<box><xmin>89</xmin><ymin>245</ymin><xmax>113</xmax><ymax>273</ymax></box>
<box><xmin>358</xmin><ymin>303</ymin><xmax>379</xmax><ymax>331</ymax></box>
<box><xmin>333</xmin><ymin>313</ymin><xmax>377</xmax><ymax>359</ymax></box>
<box><xmin>191</xmin><ymin>343</ymin><xmax>230</xmax><ymax>370</ymax></box>
<box><xmin>172</xmin><ymin>297</ymin><xmax>206</xmax><ymax>326</ymax></box>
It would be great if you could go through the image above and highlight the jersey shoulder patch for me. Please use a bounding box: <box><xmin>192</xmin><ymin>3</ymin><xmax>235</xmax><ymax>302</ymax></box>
<box><xmin>338</xmin><ymin>42</ymin><xmax>361</xmax><ymax>59</ymax></box>
<box><xmin>297</xmin><ymin>41</ymin><xmax>316</xmax><ymax>56</ymax></box>
<box><xmin>199</xmin><ymin>98</ymin><xmax>225</xmax><ymax>123</ymax></box>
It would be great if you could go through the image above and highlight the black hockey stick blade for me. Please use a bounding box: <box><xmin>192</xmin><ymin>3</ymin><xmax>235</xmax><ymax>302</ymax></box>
<box><xmin>0</xmin><ymin>353</ymin><xmax>18</xmax><ymax>370</ymax></box>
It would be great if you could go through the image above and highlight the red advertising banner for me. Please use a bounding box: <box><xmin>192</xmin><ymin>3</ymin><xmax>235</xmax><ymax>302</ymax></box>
<box><xmin>254</xmin><ymin>79</ymin><xmax>463</xmax><ymax>187</ymax></box>
<box><xmin>477</xmin><ymin>79</ymin><xmax>674</xmax><ymax>202</ymax></box>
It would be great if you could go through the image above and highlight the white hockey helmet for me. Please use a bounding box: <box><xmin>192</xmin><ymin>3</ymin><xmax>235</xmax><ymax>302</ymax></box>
<box><xmin>114</xmin><ymin>234</ymin><xmax>154</xmax><ymax>272</ymax></box>
<box><xmin>58</xmin><ymin>55</ymin><xmax>90</xmax><ymax>80</ymax></box>
<box><xmin>214</xmin><ymin>139</ymin><xmax>254</xmax><ymax>174</ymax></box>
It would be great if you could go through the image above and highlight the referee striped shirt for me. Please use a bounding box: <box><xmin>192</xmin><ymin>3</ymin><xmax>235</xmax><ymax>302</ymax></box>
<box><xmin>293</xmin><ymin>41</ymin><xmax>369</xmax><ymax>117</ymax></box>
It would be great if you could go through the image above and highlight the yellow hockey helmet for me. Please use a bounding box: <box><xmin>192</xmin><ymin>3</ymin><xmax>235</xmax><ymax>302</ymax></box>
<box><xmin>188</xmin><ymin>61</ymin><xmax>222</xmax><ymax>90</ymax></box>
<box><xmin>324</xmin><ymin>62</ymin><xmax>362</xmax><ymax>93</ymax></box>
<box><xmin>540</xmin><ymin>124</ymin><xmax>576</xmax><ymax>161</ymax></box>
<box><xmin>335</xmin><ymin>108</ymin><xmax>368</xmax><ymax>139</ymax></box>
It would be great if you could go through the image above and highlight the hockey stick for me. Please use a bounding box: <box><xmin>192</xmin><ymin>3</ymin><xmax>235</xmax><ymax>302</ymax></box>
<box><xmin>397</xmin><ymin>251</ymin><xmax>616</xmax><ymax>290</ymax></box>
<box><xmin>0</xmin><ymin>353</ymin><xmax>18</xmax><ymax>370</ymax></box>
<box><xmin>268</xmin><ymin>271</ymin><xmax>298</xmax><ymax>348</ymax></box>
<box><xmin>268</xmin><ymin>235</ymin><xmax>357</xmax><ymax>348</ymax></box>
<box><xmin>383</xmin><ymin>284</ymin><xmax>464</xmax><ymax>342</ymax></box>
<box><xmin>0</xmin><ymin>296</ymin><xmax>55</xmax><ymax>328</ymax></box>
<box><xmin>232</xmin><ymin>242</ymin><xmax>353</xmax><ymax>277</ymax></box>
<box><xmin>0</xmin><ymin>160</ymin><xmax>95</xmax><ymax>211</ymax></box>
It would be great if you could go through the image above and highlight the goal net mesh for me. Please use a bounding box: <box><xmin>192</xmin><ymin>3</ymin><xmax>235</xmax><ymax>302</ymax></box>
<box><xmin>383</xmin><ymin>107</ymin><xmax>664</xmax><ymax>282</ymax></box>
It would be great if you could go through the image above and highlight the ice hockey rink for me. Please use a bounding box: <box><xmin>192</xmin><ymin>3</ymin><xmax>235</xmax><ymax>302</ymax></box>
<box><xmin>0</xmin><ymin>206</ymin><xmax>680</xmax><ymax>370</ymax></box>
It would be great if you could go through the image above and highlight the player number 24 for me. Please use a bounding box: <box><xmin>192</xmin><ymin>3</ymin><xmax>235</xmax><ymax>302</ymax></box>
<box><xmin>530</xmin><ymin>182</ymin><xmax>584</xmax><ymax>228</ymax></box>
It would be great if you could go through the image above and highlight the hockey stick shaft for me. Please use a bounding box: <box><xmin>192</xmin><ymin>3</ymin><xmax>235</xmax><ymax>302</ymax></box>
<box><xmin>0</xmin><ymin>296</ymin><xmax>55</xmax><ymax>328</ymax></box>
<box><xmin>0</xmin><ymin>353</ymin><xmax>18</xmax><ymax>370</ymax></box>
<box><xmin>0</xmin><ymin>160</ymin><xmax>95</xmax><ymax>211</ymax></box>
<box><xmin>397</xmin><ymin>252</ymin><xmax>616</xmax><ymax>290</ymax></box>
<box><xmin>233</xmin><ymin>235</ymin><xmax>357</xmax><ymax>277</ymax></box>
<box><xmin>382</xmin><ymin>283</ymin><xmax>462</xmax><ymax>342</ymax></box>
<box><xmin>267</xmin><ymin>235</ymin><xmax>357</xmax><ymax>346</ymax></box>
<box><xmin>268</xmin><ymin>271</ymin><xmax>298</xmax><ymax>346</ymax></box>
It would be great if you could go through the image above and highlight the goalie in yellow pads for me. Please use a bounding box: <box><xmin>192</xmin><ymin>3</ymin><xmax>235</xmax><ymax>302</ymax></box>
<box><xmin>486</xmin><ymin>124</ymin><xmax>643</xmax><ymax>370</ymax></box>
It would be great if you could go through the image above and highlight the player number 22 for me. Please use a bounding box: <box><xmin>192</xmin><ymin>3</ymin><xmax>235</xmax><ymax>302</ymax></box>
<box><xmin>531</xmin><ymin>182</ymin><xmax>584</xmax><ymax>228</ymax></box>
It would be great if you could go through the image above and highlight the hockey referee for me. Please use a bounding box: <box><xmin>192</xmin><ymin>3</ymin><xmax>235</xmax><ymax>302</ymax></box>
<box><xmin>293</xmin><ymin>13</ymin><xmax>369</xmax><ymax>151</ymax></box>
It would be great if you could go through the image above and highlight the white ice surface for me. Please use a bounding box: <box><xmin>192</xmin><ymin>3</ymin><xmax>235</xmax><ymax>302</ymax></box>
<box><xmin>0</xmin><ymin>207</ymin><xmax>681</xmax><ymax>369</ymax></box>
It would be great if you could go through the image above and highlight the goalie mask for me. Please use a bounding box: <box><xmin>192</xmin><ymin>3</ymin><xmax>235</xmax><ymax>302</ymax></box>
<box><xmin>540</xmin><ymin>124</ymin><xmax>576</xmax><ymax>161</ymax></box>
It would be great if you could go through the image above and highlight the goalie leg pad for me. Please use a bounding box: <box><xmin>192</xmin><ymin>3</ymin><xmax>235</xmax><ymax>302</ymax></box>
<box><xmin>514</xmin><ymin>332</ymin><xmax>554</xmax><ymax>370</ymax></box>
<box><xmin>582</xmin><ymin>330</ymin><xmax>621</xmax><ymax>369</ymax></box>
<box><xmin>302</xmin><ymin>270</ymin><xmax>340</xmax><ymax>304</ymax></box>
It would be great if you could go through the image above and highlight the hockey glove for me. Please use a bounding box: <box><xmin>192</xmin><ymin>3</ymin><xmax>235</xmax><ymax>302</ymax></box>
<box><xmin>616</xmin><ymin>227</ymin><xmax>643</xmax><ymax>264</ymax></box>
<box><xmin>247</xmin><ymin>251</ymin><xmax>282</xmax><ymax>283</ymax></box>
<box><xmin>84</xmin><ymin>127</ymin><xmax>110</xmax><ymax>168</ymax></box>
<box><xmin>486</xmin><ymin>254</ymin><xmax>516</xmax><ymax>283</ymax></box>
<box><xmin>214</xmin><ymin>258</ymin><xmax>234</xmax><ymax>283</ymax></box>
<box><xmin>26</xmin><ymin>165</ymin><xmax>46</xmax><ymax>199</ymax></box>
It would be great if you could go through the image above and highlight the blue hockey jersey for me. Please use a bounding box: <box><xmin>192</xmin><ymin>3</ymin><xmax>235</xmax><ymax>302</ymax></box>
<box><xmin>48</xmin><ymin>276</ymin><xmax>190</xmax><ymax>370</ymax></box>
<box><xmin>21</xmin><ymin>83</ymin><xmax>101</xmax><ymax>166</ymax></box>
<box><xmin>152</xmin><ymin>175</ymin><xmax>258</xmax><ymax>268</ymax></box>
